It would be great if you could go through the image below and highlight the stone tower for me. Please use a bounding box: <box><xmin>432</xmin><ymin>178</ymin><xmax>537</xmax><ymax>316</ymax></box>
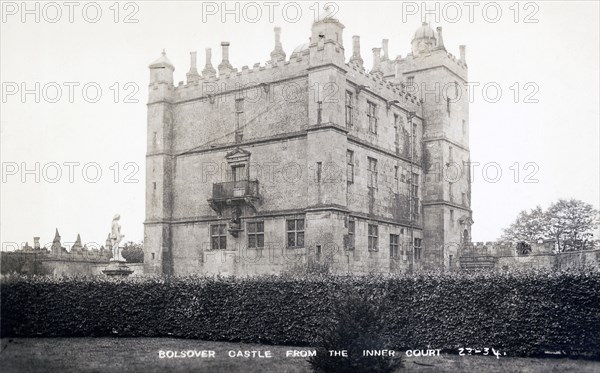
<box><xmin>144</xmin><ymin>50</ymin><xmax>175</xmax><ymax>275</ymax></box>
<box><xmin>142</xmin><ymin>17</ymin><xmax>470</xmax><ymax>276</ymax></box>
<box><xmin>396</xmin><ymin>22</ymin><xmax>472</xmax><ymax>269</ymax></box>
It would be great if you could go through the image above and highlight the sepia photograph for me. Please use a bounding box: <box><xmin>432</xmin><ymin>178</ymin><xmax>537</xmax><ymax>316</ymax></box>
<box><xmin>1</xmin><ymin>1</ymin><xmax>599</xmax><ymax>372</ymax></box>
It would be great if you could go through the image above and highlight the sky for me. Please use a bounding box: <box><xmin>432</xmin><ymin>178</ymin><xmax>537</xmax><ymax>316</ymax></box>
<box><xmin>1</xmin><ymin>1</ymin><xmax>599</xmax><ymax>249</ymax></box>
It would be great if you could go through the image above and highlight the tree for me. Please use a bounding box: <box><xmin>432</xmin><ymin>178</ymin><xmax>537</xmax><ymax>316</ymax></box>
<box><xmin>500</xmin><ymin>199</ymin><xmax>599</xmax><ymax>252</ymax></box>
<box><xmin>122</xmin><ymin>241</ymin><xmax>144</xmax><ymax>263</ymax></box>
<box><xmin>546</xmin><ymin>199</ymin><xmax>599</xmax><ymax>252</ymax></box>
<box><xmin>500</xmin><ymin>206</ymin><xmax>546</xmax><ymax>243</ymax></box>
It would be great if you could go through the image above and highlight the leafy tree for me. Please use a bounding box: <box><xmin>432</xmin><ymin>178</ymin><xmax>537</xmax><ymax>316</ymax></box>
<box><xmin>546</xmin><ymin>199</ymin><xmax>599</xmax><ymax>252</ymax></box>
<box><xmin>500</xmin><ymin>199</ymin><xmax>599</xmax><ymax>252</ymax></box>
<box><xmin>500</xmin><ymin>206</ymin><xmax>546</xmax><ymax>243</ymax></box>
<box><xmin>122</xmin><ymin>241</ymin><xmax>144</xmax><ymax>263</ymax></box>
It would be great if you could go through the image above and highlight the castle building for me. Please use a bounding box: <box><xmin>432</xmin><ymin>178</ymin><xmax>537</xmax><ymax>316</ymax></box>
<box><xmin>144</xmin><ymin>15</ymin><xmax>472</xmax><ymax>275</ymax></box>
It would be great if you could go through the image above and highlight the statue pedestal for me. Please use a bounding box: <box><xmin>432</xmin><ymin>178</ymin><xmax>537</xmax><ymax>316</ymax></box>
<box><xmin>102</xmin><ymin>261</ymin><xmax>134</xmax><ymax>277</ymax></box>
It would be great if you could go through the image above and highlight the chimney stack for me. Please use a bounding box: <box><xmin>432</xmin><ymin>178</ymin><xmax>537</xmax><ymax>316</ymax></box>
<box><xmin>381</xmin><ymin>39</ymin><xmax>389</xmax><ymax>61</ymax></box>
<box><xmin>33</xmin><ymin>236</ymin><xmax>40</xmax><ymax>249</ymax></box>
<box><xmin>186</xmin><ymin>51</ymin><xmax>201</xmax><ymax>83</ymax></box>
<box><xmin>459</xmin><ymin>45</ymin><xmax>466</xmax><ymax>63</ymax></box>
<box><xmin>436</xmin><ymin>27</ymin><xmax>446</xmax><ymax>50</ymax></box>
<box><xmin>218</xmin><ymin>42</ymin><xmax>233</xmax><ymax>75</ymax></box>
<box><xmin>349</xmin><ymin>35</ymin><xmax>364</xmax><ymax>67</ymax></box>
<box><xmin>270</xmin><ymin>27</ymin><xmax>286</xmax><ymax>62</ymax></box>
<box><xmin>372</xmin><ymin>47</ymin><xmax>382</xmax><ymax>74</ymax></box>
<box><xmin>202</xmin><ymin>48</ymin><xmax>216</xmax><ymax>78</ymax></box>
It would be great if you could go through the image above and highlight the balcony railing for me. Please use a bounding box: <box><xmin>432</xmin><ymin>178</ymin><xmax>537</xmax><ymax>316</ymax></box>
<box><xmin>212</xmin><ymin>180</ymin><xmax>259</xmax><ymax>201</ymax></box>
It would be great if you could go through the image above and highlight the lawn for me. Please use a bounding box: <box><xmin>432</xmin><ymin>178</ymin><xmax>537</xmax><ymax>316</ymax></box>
<box><xmin>1</xmin><ymin>338</ymin><xmax>598</xmax><ymax>373</ymax></box>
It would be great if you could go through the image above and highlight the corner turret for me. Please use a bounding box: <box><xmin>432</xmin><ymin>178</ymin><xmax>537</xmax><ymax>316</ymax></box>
<box><xmin>411</xmin><ymin>22</ymin><xmax>436</xmax><ymax>56</ymax></box>
<box><xmin>309</xmin><ymin>5</ymin><xmax>345</xmax><ymax>66</ymax></box>
<box><xmin>149</xmin><ymin>49</ymin><xmax>174</xmax><ymax>84</ymax></box>
<box><xmin>148</xmin><ymin>50</ymin><xmax>174</xmax><ymax>103</ymax></box>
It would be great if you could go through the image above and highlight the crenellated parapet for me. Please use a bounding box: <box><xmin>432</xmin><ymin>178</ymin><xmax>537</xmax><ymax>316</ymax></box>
<box><xmin>345</xmin><ymin>62</ymin><xmax>422</xmax><ymax>111</ymax></box>
<box><xmin>462</xmin><ymin>239</ymin><xmax>561</xmax><ymax>257</ymax></box>
<box><xmin>460</xmin><ymin>239</ymin><xmax>600</xmax><ymax>271</ymax></box>
<box><xmin>394</xmin><ymin>49</ymin><xmax>468</xmax><ymax>83</ymax></box>
<box><xmin>149</xmin><ymin>19</ymin><xmax>446</xmax><ymax>110</ymax></box>
<box><xmin>172</xmin><ymin>54</ymin><xmax>311</xmax><ymax>103</ymax></box>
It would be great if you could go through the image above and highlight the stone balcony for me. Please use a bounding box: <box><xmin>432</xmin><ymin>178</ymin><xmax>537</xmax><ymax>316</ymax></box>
<box><xmin>208</xmin><ymin>180</ymin><xmax>260</xmax><ymax>213</ymax></box>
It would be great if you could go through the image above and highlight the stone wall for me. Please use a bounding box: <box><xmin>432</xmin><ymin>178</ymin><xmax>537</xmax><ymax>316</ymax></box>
<box><xmin>459</xmin><ymin>240</ymin><xmax>600</xmax><ymax>270</ymax></box>
<box><xmin>41</xmin><ymin>260</ymin><xmax>144</xmax><ymax>277</ymax></box>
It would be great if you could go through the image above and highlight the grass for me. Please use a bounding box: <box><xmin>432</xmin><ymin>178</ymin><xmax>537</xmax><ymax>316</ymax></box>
<box><xmin>1</xmin><ymin>338</ymin><xmax>599</xmax><ymax>373</ymax></box>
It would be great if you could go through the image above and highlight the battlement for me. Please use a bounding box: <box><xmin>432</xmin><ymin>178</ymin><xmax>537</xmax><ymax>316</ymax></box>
<box><xmin>396</xmin><ymin>48</ymin><xmax>468</xmax><ymax>82</ymax></box>
<box><xmin>148</xmin><ymin>20</ymin><xmax>467</xmax><ymax>108</ymax></box>
<box><xmin>460</xmin><ymin>239</ymin><xmax>587</xmax><ymax>258</ymax></box>
<box><xmin>445</xmin><ymin>51</ymin><xmax>467</xmax><ymax>69</ymax></box>
<box><xmin>346</xmin><ymin>62</ymin><xmax>421</xmax><ymax>110</ymax></box>
<box><xmin>172</xmin><ymin>52</ymin><xmax>312</xmax><ymax>103</ymax></box>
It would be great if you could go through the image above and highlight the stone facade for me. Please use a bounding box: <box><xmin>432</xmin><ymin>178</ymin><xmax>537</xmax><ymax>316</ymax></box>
<box><xmin>144</xmin><ymin>17</ymin><xmax>472</xmax><ymax>275</ymax></box>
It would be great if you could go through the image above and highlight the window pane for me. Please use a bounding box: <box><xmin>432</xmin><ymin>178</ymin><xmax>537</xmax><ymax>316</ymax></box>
<box><xmin>232</xmin><ymin>166</ymin><xmax>245</xmax><ymax>181</ymax></box>
<box><xmin>248</xmin><ymin>222</ymin><xmax>255</xmax><ymax>233</ymax></box>
<box><xmin>219</xmin><ymin>224</ymin><xmax>225</xmax><ymax>234</ymax></box>
<box><xmin>257</xmin><ymin>234</ymin><xmax>264</xmax><ymax>248</ymax></box>
<box><xmin>211</xmin><ymin>225</ymin><xmax>218</xmax><ymax>235</ymax></box>
<box><xmin>296</xmin><ymin>219</ymin><xmax>304</xmax><ymax>231</ymax></box>
<box><xmin>248</xmin><ymin>235</ymin><xmax>256</xmax><ymax>248</ymax></box>
<box><xmin>257</xmin><ymin>221</ymin><xmax>264</xmax><ymax>232</ymax></box>
<box><xmin>287</xmin><ymin>220</ymin><xmax>295</xmax><ymax>231</ymax></box>
<box><xmin>287</xmin><ymin>233</ymin><xmax>295</xmax><ymax>247</ymax></box>
<box><xmin>297</xmin><ymin>232</ymin><xmax>304</xmax><ymax>247</ymax></box>
<box><xmin>220</xmin><ymin>237</ymin><xmax>226</xmax><ymax>250</ymax></box>
<box><xmin>211</xmin><ymin>237</ymin><xmax>219</xmax><ymax>250</ymax></box>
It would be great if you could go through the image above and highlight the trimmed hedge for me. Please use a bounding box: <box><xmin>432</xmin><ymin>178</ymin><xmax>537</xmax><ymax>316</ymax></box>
<box><xmin>1</xmin><ymin>269</ymin><xmax>599</xmax><ymax>357</ymax></box>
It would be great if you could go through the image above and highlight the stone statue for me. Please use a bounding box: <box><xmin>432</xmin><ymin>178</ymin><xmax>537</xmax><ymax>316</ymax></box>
<box><xmin>110</xmin><ymin>214</ymin><xmax>125</xmax><ymax>262</ymax></box>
